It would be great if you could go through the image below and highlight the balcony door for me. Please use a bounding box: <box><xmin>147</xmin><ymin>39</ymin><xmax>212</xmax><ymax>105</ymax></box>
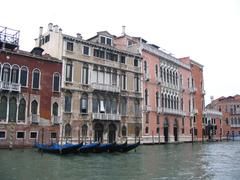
<box><xmin>94</xmin><ymin>123</ymin><xmax>103</xmax><ymax>143</ymax></box>
<box><xmin>108</xmin><ymin>123</ymin><xmax>116</xmax><ymax>143</ymax></box>
<box><xmin>164</xmin><ymin>118</ymin><xmax>169</xmax><ymax>143</ymax></box>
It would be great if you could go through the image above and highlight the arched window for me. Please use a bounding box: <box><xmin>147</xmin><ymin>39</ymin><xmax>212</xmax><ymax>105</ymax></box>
<box><xmin>0</xmin><ymin>96</ymin><xmax>7</xmax><ymax>120</ymax></box>
<box><xmin>145</xmin><ymin>89</ymin><xmax>148</xmax><ymax>105</ymax></box>
<box><xmin>82</xmin><ymin>63</ymin><xmax>89</xmax><ymax>84</ymax></box>
<box><xmin>122</xmin><ymin>125</ymin><xmax>127</xmax><ymax>137</ymax></box>
<box><xmin>135</xmin><ymin>126</ymin><xmax>140</xmax><ymax>137</ymax></box>
<box><xmin>166</xmin><ymin>69</ymin><xmax>169</xmax><ymax>82</ymax></box>
<box><xmin>156</xmin><ymin>92</ymin><xmax>159</xmax><ymax>107</ymax></box>
<box><xmin>80</xmin><ymin>94</ymin><xmax>88</xmax><ymax>114</ymax></box>
<box><xmin>31</xmin><ymin>100</ymin><xmax>38</xmax><ymax>115</ymax></box>
<box><xmin>18</xmin><ymin>99</ymin><xmax>26</xmax><ymax>121</ymax></box>
<box><xmin>52</xmin><ymin>102</ymin><xmax>58</xmax><ymax>116</ymax></box>
<box><xmin>9</xmin><ymin>97</ymin><xmax>17</xmax><ymax>122</ymax></box>
<box><xmin>135</xmin><ymin>99</ymin><xmax>140</xmax><ymax>116</ymax></box>
<box><xmin>163</xmin><ymin>68</ymin><xmax>166</xmax><ymax>81</ymax></box>
<box><xmin>121</xmin><ymin>98</ymin><xmax>127</xmax><ymax>116</ymax></box>
<box><xmin>11</xmin><ymin>65</ymin><xmax>19</xmax><ymax>83</ymax></box>
<box><xmin>170</xmin><ymin>95</ymin><xmax>173</xmax><ymax>109</ymax></box>
<box><xmin>82</xmin><ymin>124</ymin><xmax>88</xmax><ymax>138</ymax></box>
<box><xmin>31</xmin><ymin>100</ymin><xmax>38</xmax><ymax>123</ymax></box>
<box><xmin>169</xmin><ymin>71</ymin><xmax>172</xmax><ymax>84</ymax></box>
<box><xmin>32</xmin><ymin>69</ymin><xmax>40</xmax><ymax>89</ymax></box>
<box><xmin>92</xmin><ymin>95</ymin><xmax>99</xmax><ymax>113</ymax></box>
<box><xmin>174</xmin><ymin>96</ymin><xmax>177</xmax><ymax>109</ymax></box>
<box><xmin>145</xmin><ymin>127</ymin><xmax>149</xmax><ymax>134</ymax></box>
<box><xmin>20</xmin><ymin>66</ymin><xmax>28</xmax><ymax>87</ymax></box>
<box><xmin>161</xmin><ymin>93</ymin><xmax>164</xmax><ymax>107</ymax></box>
<box><xmin>105</xmin><ymin>97</ymin><xmax>111</xmax><ymax>114</ymax></box>
<box><xmin>2</xmin><ymin>64</ymin><xmax>10</xmax><ymax>82</ymax></box>
<box><xmin>53</xmin><ymin>73</ymin><xmax>60</xmax><ymax>92</ymax></box>
<box><xmin>64</xmin><ymin>91</ymin><xmax>72</xmax><ymax>112</ymax></box>
<box><xmin>168</xmin><ymin>95</ymin><xmax>170</xmax><ymax>108</ymax></box>
<box><xmin>176</xmin><ymin>97</ymin><xmax>179</xmax><ymax>110</ymax></box>
<box><xmin>111</xmin><ymin>98</ymin><xmax>117</xmax><ymax>114</ymax></box>
<box><xmin>92</xmin><ymin>65</ymin><xmax>98</xmax><ymax>83</ymax></box>
<box><xmin>165</xmin><ymin>94</ymin><xmax>168</xmax><ymax>108</ymax></box>
<box><xmin>155</xmin><ymin>64</ymin><xmax>158</xmax><ymax>78</ymax></box>
<box><xmin>65</xmin><ymin>123</ymin><xmax>71</xmax><ymax>138</ymax></box>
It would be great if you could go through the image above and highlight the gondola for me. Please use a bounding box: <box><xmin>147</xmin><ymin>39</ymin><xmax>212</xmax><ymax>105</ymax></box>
<box><xmin>79</xmin><ymin>142</ymin><xmax>100</xmax><ymax>153</ymax></box>
<box><xmin>117</xmin><ymin>141</ymin><xmax>140</xmax><ymax>153</ymax></box>
<box><xmin>93</xmin><ymin>142</ymin><xmax>116</xmax><ymax>153</ymax></box>
<box><xmin>108</xmin><ymin>141</ymin><xmax>127</xmax><ymax>153</ymax></box>
<box><xmin>35</xmin><ymin>142</ymin><xmax>83</xmax><ymax>154</ymax></box>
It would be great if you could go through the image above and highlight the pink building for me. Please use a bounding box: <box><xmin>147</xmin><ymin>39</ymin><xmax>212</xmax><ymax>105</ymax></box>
<box><xmin>115</xmin><ymin>31</ymin><xmax>205</xmax><ymax>143</ymax></box>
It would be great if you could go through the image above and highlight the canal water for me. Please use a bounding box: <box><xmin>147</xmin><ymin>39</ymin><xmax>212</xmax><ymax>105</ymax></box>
<box><xmin>0</xmin><ymin>141</ymin><xmax>240</xmax><ymax>180</ymax></box>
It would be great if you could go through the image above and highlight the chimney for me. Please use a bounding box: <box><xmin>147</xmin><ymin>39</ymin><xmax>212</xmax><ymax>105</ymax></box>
<box><xmin>76</xmin><ymin>33</ymin><xmax>82</xmax><ymax>39</ymax></box>
<box><xmin>122</xmin><ymin>25</ymin><xmax>126</xmax><ymax>35</ymax></box>
<box><xmin>53</xmin><ymin>25</ymin><xmax>59</xmax><ymax>32</ymax></box>
<box><xmin>39</xmin><ymin>27</ymin><xmax>43</xmax><ymax>36</ymax></box>
<box><xmin>48</xmin><ymin>23</ymin><xmax>53</xmax><ymax>31</ymax></box>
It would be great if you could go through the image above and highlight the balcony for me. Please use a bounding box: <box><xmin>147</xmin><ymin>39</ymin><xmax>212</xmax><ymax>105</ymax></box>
<box><xmin>144</xmin><ymin>105</ymin><xmax>152</xmax><ymax>112</ymax></box>
<box><xmin>31</xmin><ymin>114</ymin><xmax>39</xmax><ymax>124</ymax></box>
<box><xmin>92</xmin><ymin>113</ymin><xmax>121</xmax><ymax>121</ymax></box>
<box><xmin>0</xmin><ymin>81</ymin><xmax>21</xmax><ymax>92</ymax></box>
<box><xmin>190</xmin><ymin>109</ymin><xmax>198</xmax><ymax>116</ymax></box>
<box><xmin>91</xmin><ymin>83</ymin><xmax>120</xmax><ymax>93</ymax></box>
<box><xmin>52</xmin><ymin>116</ymin><xmax>60</xmax><ymax>125</ymax></box>
<box><xmin>231</xmin><ymin>124</ymin><xmax>240</xmax><ymax>128</ymax></box>
<box><xmin>0</xmin><ymin>119</ymin><xmax>6</xmax><ymax>124</ymax></box>
<box><xmin>161</xmin><ymin>107</ymin><xmax>186</xmax><ymax>116</ymax></box>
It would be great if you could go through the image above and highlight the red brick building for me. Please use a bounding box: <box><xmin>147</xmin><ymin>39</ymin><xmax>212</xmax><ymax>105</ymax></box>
<box><xmin>206</xmin><ymin>95</ymin><xmax>240</xmax><ymax>139</ymax></box>
<box><xmin>0</xmin><ymin>26</ymin><xmax>62</xmax><ymax>148</ymax></box>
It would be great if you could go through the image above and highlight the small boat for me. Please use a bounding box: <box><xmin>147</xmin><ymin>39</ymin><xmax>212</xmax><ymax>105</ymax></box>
<box><xmin>117</xmin><ymin>141</ymin><xmax>140</xmax><ymax>153</ymax></box>
<box><xmin>93</xmin><ymin>142</ymin><xmax>116</xmax><ymax>153</ymax></box>
<box><xmin>36</xmin><ymin>142</ymin><xmax>83</xmax><ymax>154</ymax></box>
<box><xmin>108</xmin><ymin>141</ymin><xmax>127</xmax><ymax>153</ymax></box>
<box><xmin>79</xmin><ymin>142</ymin><xmax>100</xmax><ymax>153</ymax></box>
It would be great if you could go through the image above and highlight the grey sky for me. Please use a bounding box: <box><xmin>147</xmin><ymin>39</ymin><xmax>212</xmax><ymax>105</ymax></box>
<box><xmin>1</xmin><ymin>0</ymin><xmax>240</xmax><ymax>104</ymax></box>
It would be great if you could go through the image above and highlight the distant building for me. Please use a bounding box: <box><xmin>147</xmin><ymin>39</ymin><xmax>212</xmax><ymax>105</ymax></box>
<box><xmin>206</xmin><ymin>95</ymin><xmax>240</xmax><ymax>138</ymax></box>
<box><xmin>35</xmin><ymin>23</ymin><xmax>142</xmax><ymax>143</ymax></box>
<box><xmin>0</xmin><ymin>26</ymin><xmax>62</xmax><ymax>148</ymax></box>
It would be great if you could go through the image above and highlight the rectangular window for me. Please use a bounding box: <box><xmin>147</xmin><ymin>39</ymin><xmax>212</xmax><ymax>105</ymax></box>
<box><xmin>82</xmin><ymin>66</ymin><xmax>89</xmax><ymax>84</ymax></box>
<box><xmin>0</xmin><ymin>131</ymin><xmax>6</xmax><ymax>139</ymax></box>
<box><xmin>100</xmin><ymin>100</ymin><xmax>105</xmax><ymax>113</ymax></box>
<box><xmin>120</xmin><ymin>56</ymin><xmax>125</xmax><ymax>64</ymax></box>
<box><xmin>134</xmin><ymin>58</ymin><xmax>139</xmax><ymax>67</ymax></box>
<box><xmin>65</xmin><ymin>62</ymin><xmax>72</xmax><ymax>82</ymax></box>
<box><xmin>106</xmin><ymin>38</ymin><xmax>112</xmax><ymax>45</ymax></box>
<box><xmin>83</xmin><ymin>46</ymin><xmax>90</xmax><ymax>56</ymax></box>
<box><xmin>106</xmin><ymin>51</ymin><xmax>118</xmax><ymax>61</ymax></box>
<box><xmin>67</xmin><ymin>42</ymin><xmax>73</xmax><ymax>51</ymax></box>
<box><xmin>33</xmin><ymin>72</ymin><xmax>40</xmax><ymax>89</ymax></box>
<box><xmin>53</xmin><ymin>75</ymin><xmax>60</xmax><ymax>92</ymax></box>
<box><xmin>20</xmin><ymin>69</ymin><xmax>27</xmax><ymax>86</ymax></box>
<box><xmin>93</xmin><ymin>49</ymin><xmax>105</xmax><ymax>58</ymax></box>
<box><xmin>134</xmin><ymin>76</ymin><xmax>140</xmax><ymax>92</ymax></box>
<box><xmin>30</xmin><ymin>131</ymin><xmax>38</xmax><ymax>139</ymax></box>
<box><xmin>112</xmin><ymin>72</ymin><xmax>117</xmax><ymax>85</ymax></box>
<box><xmin>122</xmin><ymin>73</ymin><xmax>126</xmax><ymax>90</ymax></box>
<box><xmin>16</xmin><ymin>131</ymin><xmax>25</xmax><ymax>139</ymax></box>
<box><xmin>51</xmin><ymin>132</ymin><xmax>57</xmax><ymax>139</ymax></box>
<box><xmin>65</xmin><ymin>96</ymin><xmax>72</xmax><ymax>112</ymax></box>
<box><xmin>45</xmin><ymin>35</ymin><xmax>50</xmax><ymax>43</ymax></box>
<box><xmin>100</xmin><ymin>36</ymin><xmax>105</xmax><ymax>44</ymax></box>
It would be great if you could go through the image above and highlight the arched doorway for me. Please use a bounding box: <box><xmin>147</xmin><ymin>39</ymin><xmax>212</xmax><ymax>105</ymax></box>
<box><xmin>65</xmin><ymin>123</ymin><xmax>72</xmax><ymax>139</ymax></box>
<box><xmin>174</xmin><ymin>119</ymin><xmax>178</xmax><ymax>142</ymax></box>
<box><xmin>94</xmin><ymin>123</ymin><xmax>104</xmax><ymax>143</ymax></box>
<box><xmin>164</xmin><ymin>118</ymin><xmax>169</xmax><ymax>143</ymax></box>
<box><xmin>108</xmin><ymin>123</ymin><xmax>116</xmax><ymax>143</ymax></box>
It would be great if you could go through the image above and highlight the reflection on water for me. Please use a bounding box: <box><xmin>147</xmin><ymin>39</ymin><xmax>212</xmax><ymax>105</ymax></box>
<box><xmin>0</xmin><ymin>141</ymin><xmax>240</xmax><ymax>180</ymax></box>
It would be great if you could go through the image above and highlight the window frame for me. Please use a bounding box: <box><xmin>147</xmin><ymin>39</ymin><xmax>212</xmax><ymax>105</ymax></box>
<box><xmin>0</xmin><ymin>130</ymin><xmax>6</xmax><ymax>139</ymax></box>
<box><xmin>82</xmin><ymin>45</ymin><xmax>90</xmax><ymax>56</ymax></box>
<box><xmin>29</xmin><ymin>131</ymin><xmax>38</xmax><ymax>139</ymax></box>
<box><xmin>16</xmin><ymin>131</ymin><xmax>25</xmax><ymax>139</ymax></box>
<box><xmin>52</xmin><ymin>72</ymin><xmax>61</xmax><ymax>92</ymax></box>
<box><xmin>66</xmin><ymin>41</ymin><xmax>74</xmax><ymax>52</ymax></box>
<box><xmin>20</xmin><ymin>66</ymin><xmax>29</xmax><ymax>87</ymax></box>
<box><xmin>32</xmin><ymin>68</ymin><xmax>41</xmax><ymax>90</ymax></box>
